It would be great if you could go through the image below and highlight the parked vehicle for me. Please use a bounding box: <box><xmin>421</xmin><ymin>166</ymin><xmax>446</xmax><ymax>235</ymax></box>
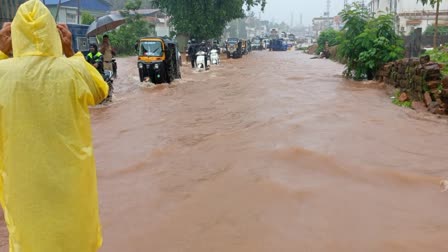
<box><xmin>137</xmin><ymin>37</ymin><xmax>182</xmax><ymax>84</ymax></box>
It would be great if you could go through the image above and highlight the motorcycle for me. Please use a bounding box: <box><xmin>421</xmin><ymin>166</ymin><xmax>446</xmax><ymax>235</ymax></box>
<box><xmin>101</xmin><ymin>70</ymin><xmax>114</xmax><ymax>104</ymax></box>
<box><xmin>195</xmin><ymin>51</ymin><xmax>207</xmax><ymax>70</ymax></box>
<box><xmin>210</xmin><ymin>49</ymin><xmax>220</xmax><ymax>65</ymax></box>
<box><xmin>103</xmin><ymin>58</ymin><xmax>117</xmax><ymax>78</ymax></box>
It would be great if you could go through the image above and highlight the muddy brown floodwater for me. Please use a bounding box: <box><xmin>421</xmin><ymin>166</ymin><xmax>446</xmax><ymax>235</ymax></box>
<box><xmin>1</xmin><ymin>51</ymin><xmax>448</xmax><ymax>251</ymax></box>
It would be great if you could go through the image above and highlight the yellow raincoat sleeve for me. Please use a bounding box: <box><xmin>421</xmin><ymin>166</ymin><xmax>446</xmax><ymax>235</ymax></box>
<box><xmin>68</xmin><ymin>52</ymin><xmax>109</xmax><ymax>105</ymax></box>
<box><xmin>0</xmin><ymin>1</ymin><xmax>107</xmax><ymax>252</ymax></box>
<box><xmin>0</xmin><ymin>51</ymin><xmax>7</xmax><ymax>59</ymax></box>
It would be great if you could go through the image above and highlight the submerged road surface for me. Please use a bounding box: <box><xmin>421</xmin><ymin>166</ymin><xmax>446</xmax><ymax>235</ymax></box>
<box><xmin>1</xmin><ymin>50</ymin><xmax>448</xmax><ymax>251</ymax></box>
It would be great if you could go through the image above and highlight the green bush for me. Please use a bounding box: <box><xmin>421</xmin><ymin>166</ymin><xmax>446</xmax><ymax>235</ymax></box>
<box><xmin>81</xmin><ymin>12</ymin><xmax>95</xmax><ymax>25</ymax></box>
<box><xmin>317</xmin><ymin>28</ymin><xmax>341</xmax><ymax>54</ymax></box>
<box><xmin>107</xmin><ymin>0</ymin><xmax>156</xmax><ymax>56</ymax></box>
<box><xmin>424</xmin><ymin>25</ymin><xmax>448</xmax><ymax>36</ymax></box>
<box><xmin>421</xmin><ymin>48</ymin><xmax>448</xmax><ymax>75</ymax></box>
<box><xmin>338</xmin><ymin>3</ymin><xmax>404</xmax><ymax>80</ymax></box>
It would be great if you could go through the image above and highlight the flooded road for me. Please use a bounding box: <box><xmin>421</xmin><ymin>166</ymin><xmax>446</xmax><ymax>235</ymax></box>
<box><xmin>2</xmin><ymin>50</ymin><xmax>448</xmax><ymax>251</ymax></box>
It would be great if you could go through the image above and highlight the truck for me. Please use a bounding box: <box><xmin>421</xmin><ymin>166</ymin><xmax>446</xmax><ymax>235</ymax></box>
<box><xmin>269</xmin><ymin>38</ymin><xmax>288</xmax><ymax>51</ymax></box>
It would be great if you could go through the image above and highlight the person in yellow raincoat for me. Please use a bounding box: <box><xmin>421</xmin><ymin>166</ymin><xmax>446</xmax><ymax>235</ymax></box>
<box><xmin>0</xmin><ymin>0</ymin><xmax>108</xmax><ymax>251</ymax></box>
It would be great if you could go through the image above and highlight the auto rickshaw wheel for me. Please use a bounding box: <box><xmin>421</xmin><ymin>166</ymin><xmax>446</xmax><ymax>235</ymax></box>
<box><xmin>139</xmin><ymin>69</ymin><xmax>144</xmax><ymax>82</ymax></box>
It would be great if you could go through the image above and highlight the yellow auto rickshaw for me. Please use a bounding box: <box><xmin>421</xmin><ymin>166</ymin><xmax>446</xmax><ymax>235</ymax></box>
<box><xmin>137</xmin><ymin>37</ymin><xmax>182</xmax><ymax>84</ymax></box>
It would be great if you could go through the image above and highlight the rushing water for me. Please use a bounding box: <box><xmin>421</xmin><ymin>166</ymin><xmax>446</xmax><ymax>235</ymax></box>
<box><xmin>1</xmin><ymin>50</ymin><xmax>448</xmax><ymax>251</ymax></box>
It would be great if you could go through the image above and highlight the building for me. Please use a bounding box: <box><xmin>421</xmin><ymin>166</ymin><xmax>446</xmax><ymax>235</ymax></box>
<box><xmin>367</xmin><ymin>0</ymin><xmax>448</xmax><ymax>35</ymax></box>
<box><xmin>312</xmin><ymin>15</ymin><xmax>343</xmax><ymax>37</ymax></box>
<box><xmin>45</xmin><ymin>0</ymin><xmax>111</xmax><ymax>24</ymax></box>
<box><xmin>0</xmin><ymin>0</ymin><xmax>27</xmax><ymax>26</ymax></box>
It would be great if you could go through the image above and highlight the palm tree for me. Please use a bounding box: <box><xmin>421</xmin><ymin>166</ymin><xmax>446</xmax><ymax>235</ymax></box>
<box><xmin>418</xmin><ymin>0</ymin><xmax>442</xmax><ymax>48</ymax></box>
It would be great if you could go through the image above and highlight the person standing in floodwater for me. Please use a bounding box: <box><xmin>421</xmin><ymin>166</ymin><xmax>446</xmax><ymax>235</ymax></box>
<box><xmin>0</xmin><ymin>0</ymin><xmax>108</xmax><ymax>251</ymax></box>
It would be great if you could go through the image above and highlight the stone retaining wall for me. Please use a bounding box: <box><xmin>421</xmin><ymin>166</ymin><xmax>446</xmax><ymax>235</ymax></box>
<box><xmin>377</xmin><ymin>57</ymin><xmax>448</xmax><ymax>115</ymax></box>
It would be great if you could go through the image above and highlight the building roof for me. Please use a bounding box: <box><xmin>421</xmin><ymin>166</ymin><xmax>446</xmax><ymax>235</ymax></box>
<box><xmin>45</xmin><ymin>0</ymin><xmax>111</xmax><ymax>12</ymax></box>
<box><xmin>44</xmin><ymin>0</ymin><xmax>70</xmax><ymax>4</ymax></box>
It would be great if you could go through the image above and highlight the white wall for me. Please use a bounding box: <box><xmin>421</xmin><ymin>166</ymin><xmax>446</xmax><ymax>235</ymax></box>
<box><xmin>368</xmin><ymin>0</ymin><xmax>448</xmax><ymax>35</ymax></box>
<box><xmin>56</xmin><ymin>7</ymin><xmax>79</xmax><ymax>24</ymax></box>
<box><xmin>368</xmin><ymin>0</ymin><xmax>395</xmax><ymax>14</ymax></box>
<box><xmin>399</xmin><ymin>0</ymin><xmax>448</xmax><ymax>12</ymax></box>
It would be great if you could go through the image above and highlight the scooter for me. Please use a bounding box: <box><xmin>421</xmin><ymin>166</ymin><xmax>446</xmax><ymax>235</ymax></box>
<box><xmin>104</xmin><ymin>58</ymin><xmax>117</xmax><ymax>78</ymax></box>
<box><xmin>195</xmin><ymin>51</ymin><xmax>207</xmax><ymax>70</ymax></box>
<box><xmin>101</xmin><ymin>70</ymin><xmax>114</xmax><ymax>104</ymax></box>
<box><xmin>210</xmin><ymin>49</ymin><xmax>220</xmax><ymax>65</ymax></box>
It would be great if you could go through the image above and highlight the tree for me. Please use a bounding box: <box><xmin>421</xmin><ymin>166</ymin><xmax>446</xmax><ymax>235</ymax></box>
<box><xmin>339</xmin><ymin>3</ymin><xmax>403</xmax><ymax>80</ymax></box>
<box><xmin>105</xmin><ymin>0</ymin><xmax>154</xmax><ymax>9</ymax></box>
<box><xmin>152</xmin><ymin>0</ymin><xmax>266</xmax><ymax>40</ymax></box>
<box><xmin>417</xmin><ymin>0</ymin><xmax>443</xmax><ymax>48</ymax></box>
<box><xmin>81</xmin><ymin>12</ymin><xmax>95</xmax><ymax>25</ymax></box>
<box><xmin>317</xmin><ymin>28</ymin><xmax>341</xmax><ymax>54</ymax></box>
<box><xmin>108</xmin><ymin>0</ymin><xmax>156</xmax><ymax>55</ymax></box>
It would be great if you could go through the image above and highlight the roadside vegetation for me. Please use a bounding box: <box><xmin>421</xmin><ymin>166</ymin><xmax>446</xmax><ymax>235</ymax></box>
<box><xmin>316</xmin><ymin>29</ymin><xmax>340</xmax><ymax>55</ymax></box>
<box><xmin>104</xmin><ymin>0</ymin><xmax>267</xmax><ymax>55</ymax></box>
<box><xmin>151</xmin><ymin>0</ymin><xmax>266</xmax><ymax>40</ymax></box>
<box><xmin>421</xmin><ymin>47</ymin><xmax>448</xmax><ymax>75</ymax></box>
<box><xmin>107</xmin><ymin>0</ymin><xmax>156</xmax><ymax>55</ymax></box>
<box><xmin>317</xmin><ymin>3</ymin><xmax>404</xmax><ymax>80</ymax></box>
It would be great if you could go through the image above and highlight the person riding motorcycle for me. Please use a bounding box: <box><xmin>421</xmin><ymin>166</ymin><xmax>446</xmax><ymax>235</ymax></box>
<box><xmin>86</xmin><ymin>44</ymin><xmax>113</xmax><ymax>102</ymax></box>
<box><xmin>198</xmin><ymin>40</ymin><xmax>209</xmax><ymax>70</ymax></box>
<box><xmin>86</xmin><ymin>44</ymin><xmax>103</xmax><ymax>74</ymax></box>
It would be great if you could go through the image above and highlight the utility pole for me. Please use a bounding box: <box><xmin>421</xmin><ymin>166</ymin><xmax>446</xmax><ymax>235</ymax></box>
<box><xmin>77</xmin><ymin>0</ymin><xmax>80</xmax><ymax>24</ymax></box>
<box><xmin>326</xmin><ymin>0</ymin><xmax>331</xmax><ymax>29</ymax></box>
<box><xmin>55</xmin><ymin>0</ymin><xmax>62</xmax><ymax>22</ymax></box>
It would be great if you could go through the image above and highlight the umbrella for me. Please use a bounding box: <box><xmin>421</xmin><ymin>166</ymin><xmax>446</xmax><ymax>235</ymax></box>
<box><xmin>86</xmin><ymin>14</ymin><xmax>126</xmax><ymax>36</ymax></box>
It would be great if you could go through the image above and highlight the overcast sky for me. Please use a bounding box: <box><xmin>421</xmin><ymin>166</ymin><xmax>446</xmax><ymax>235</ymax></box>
<box><xmin>254</xmin><ymin>0</ymin><xmax>347</xmax><ymax>26</ymax></box>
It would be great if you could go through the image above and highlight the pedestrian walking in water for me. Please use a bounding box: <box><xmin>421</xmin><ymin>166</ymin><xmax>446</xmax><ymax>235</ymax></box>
<box><xmin>0</xmin><ymin>0</ymin><xmax>108</xmax><ymax>251</ymax></box>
